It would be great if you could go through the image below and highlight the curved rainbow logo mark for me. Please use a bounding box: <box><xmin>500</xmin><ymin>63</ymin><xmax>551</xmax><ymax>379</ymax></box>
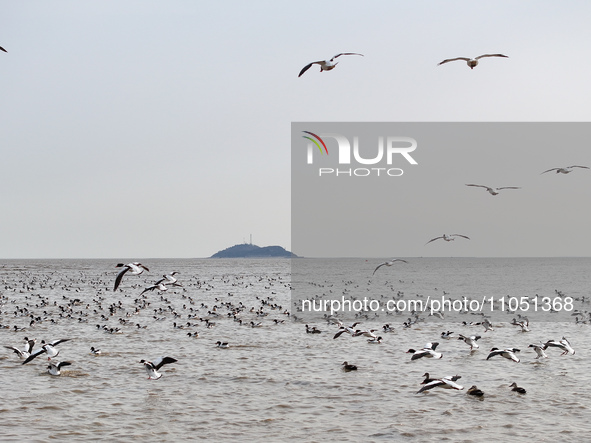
<box><xmin>302</xmin><ymin>131</ymin><xmax>328</xmax><ymax>155</ymax></box>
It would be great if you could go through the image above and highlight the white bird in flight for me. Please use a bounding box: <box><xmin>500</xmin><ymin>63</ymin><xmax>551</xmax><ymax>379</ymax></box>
<box><xmin>426</xmin><ymin>234</ymin><xmax>470</xmax><ymax>245</ymax></box>
<box><xmin>465</xmin><ymin>184</ymin><xmax>520</xmax><ymax>196</ymax></box>
<box><xmin>438</xmin><ymin>54</ymin><xmax>508</xmax><ymax>69</ymax></box>
<box><xmin>298</xmin><ymin>53</ymin><xmax>363</xmax><ymax>77</ymax></box>
<box><xmin>113</xmin><ymin>262</ymin><xmax>149</xmax><ymax>291</ymax></box>
<box><xmin>372</xmin><ymin>259</ymin><xmax>408</xmax><ymax>275</ymax></box>
<box><xmin>541</xmin><ymin>165</ymin><xmax>589</xmax><ymax>175</ymax></box>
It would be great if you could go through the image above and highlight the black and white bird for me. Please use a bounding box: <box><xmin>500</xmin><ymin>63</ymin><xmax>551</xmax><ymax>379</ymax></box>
<box><xmin>458</xmin><ymin>334</ymin><xmax>481</xmax><ymax>350</ymax></box>
<box><xmin>416</xmin><ymin>375</ymin><xmax>463</xmax><ymax>394</ymax></box>
<box><xmin>163</xmin><ymin>272</ymin><xmax>182</xmax><ymax>286</ymax></box>
<box><xmin>22</xmin><ymin>339</ymin><xmax>71</xmax><ymax>365</ymax></box>
<box><xmin>47</xmin><ymin>361</ymin><xmax>72</xmax><ymax>376</ymax></box>
<box><xmin>90</xmin><ymin>347</ymin><xmax>101</xmax><ymax>355</ymax></box>
<box><xmin>465</xmin><ymin>184</ymin><xmax>520</xmax><ymax>196</ymax></box>
<box><xmin>140</xmin><ymin>278</ymin><xmax>168</xmax><ymax>295</ymax></box>
<box><xmin>298</xmin><ymin>53</ymin><xmax>363</xmax><ymax>77</ymax></box>
<box><xmin>215</xmin><ymin>341</ymin><xmax>229</xmax><ymax>348</ymax></box>
<box><xmin>140</xmin><ymin>357</ymin><xmax>177</xmax><ymax>380</ymax></box>
<box><xmin>406</xmin><ymin>342</ymin><xmax>442</xmax><ymax>360</ymax></box>
<box><xmin>113</xmin><ymin>262</ymin><xmax>149</xmax><ymax>291</ymax></box>
<box><xmin>486</xmin><ymin>347</ymin><xmax>520</xmax><ymax>363</ymax></box>
<box><xmin>528</xmin><ymin>343</ymin><xmax>548</xmax><ymax>359</ymax></box>
<box><xmin>544</xmin><ymin>337</ymin><xmax>575</xmax><ymax>355</ymax></box>
<box><xmin>372</xmin><ymin>259</ymin><xmax>408</xmax><ymax>275</ymax></box>
<box><xmin>4</xmin><ymin>337</ymin><xmax>36</xmax><ymax>359</ymax></box>
<box><xmin>426</xmin><ymin>234</ymin><xmax>470</xmax><ymax>245</ymax></box>
<box><xmin>438</xmin><ymin>54</ymin><xmax>508</xmax><ymax>69</ymax></box>
<box><xmin>542</xmin><ymin>165</ymin><xmax>589</xmax><ymax>175</ymax></box>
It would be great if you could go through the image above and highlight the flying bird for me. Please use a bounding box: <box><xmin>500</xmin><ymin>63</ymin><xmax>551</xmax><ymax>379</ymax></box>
<box><xmin>438</xmin><ymin>54</ymin><xmax>508</xmax><ymax>69</ymax></box>
<box><xmin>22</xmin><ymin>339</ymin><xmax>71</xmax><ymax>365</ymax></box>
<box><xmin>113</xmin><ymin>262</ymin><xmax>149</xmax><ymax>291</ymax></box>
<box><xmin>486</xmin><ymin>347</ymin><xmax>520</xmax><ymax>363</ymax></box>
<box><xmin>465</xmin><ymin>184</ymin><xmax>520</xmax><ymax>196</ymax></box>
<box><xmin>541</xmin><ymin>165</ymin><xmax>589</xmax><ymax>174</ymax></box>
<box><xmin>4</xmin><ymin>337</ymin><xmax>36</xmax><ymax>359</ymax></box>
<box><xmin>406</xmin><ymin>342</ymin><xmax>442</xmax><ymax>360</ymax></box>
<box><xmin>372</xmin><ymin>259</ymin><xmax>408</xmax><ymax>275</ymax></box>
<box><xmin>416</xmin><ymin>375</ymin><xmax>463</xmax><ymax>394</ymax></box>
<box><xmin>426</xmin><ymin>234</ymin><xmax>470</xmax><ymax>245</ymax></box>
<box><xmin>140</xmin><ymin>356</ymin><xmax>177</xmax><ymax>380</ymax></box>
<box><xmin>298</xmin><ymin>53</ymin><xmax>363</xmax><ymax>77</ymax></box>
<box><xmin>544</xmin><ymin>337</ymin><xmax>575</xmax><ymax>355</ymax></box>
<box><xmin>140</xmin><ymin>278</ymin><xmax>168</xmax><ymax>295</ymax></box>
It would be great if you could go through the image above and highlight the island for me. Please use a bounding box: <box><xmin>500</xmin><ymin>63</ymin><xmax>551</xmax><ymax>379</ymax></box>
<box><xmin>209</xmin><ymin>243</ymin><xmax>297</xmax><ymax>258</ymax></box>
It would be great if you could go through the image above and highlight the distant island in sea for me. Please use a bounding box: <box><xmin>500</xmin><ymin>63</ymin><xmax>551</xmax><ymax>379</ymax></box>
<box><xmin>209</xmin><ymin>243</ymin><xmax>297</xmax><ymax>258</ymax></box>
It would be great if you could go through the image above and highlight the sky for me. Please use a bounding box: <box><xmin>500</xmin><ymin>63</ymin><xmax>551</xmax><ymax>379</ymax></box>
<box><xmin>1</xmin><ymin>1</ymin><xmax>591</xmax><ymax>258</ymax></box>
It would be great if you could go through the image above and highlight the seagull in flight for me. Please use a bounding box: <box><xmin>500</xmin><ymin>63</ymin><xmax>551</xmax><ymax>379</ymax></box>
<box><xmin>372</xmin><ymin>259</ymin><xmax>408</xmax><ymax>275</ymax></box>
<box><xmin>438</xmin><ymin>54</ymin><xmax>508</xmax><ymax>69</ymax></box>
<box><xmin>140</xmin><ymin>356</ymin><xmax>177</xmax><ymax>380</ymax></box>
<box><xmin>541</xmin><ymin>165</ymin><xmax>590</xmax><ymax>175</ymax></box>
<box><xmin>465</xmin><ymin>184</ymin><xmax>521</xmax><ymax>196</ymax></box>
<box><xmin>426</xmin><ymin>234</ymin><xmax>470</xmax><ymax>245</ymax></box>
<box><xmin>113</xmin><ymin>262</ymin><xmax>149</xmax><ymax>291</ymax></box>
<box><xmin>298</xmin><ymin>53</ymin><xmax>363</xmax><ymax>77</ymax></box>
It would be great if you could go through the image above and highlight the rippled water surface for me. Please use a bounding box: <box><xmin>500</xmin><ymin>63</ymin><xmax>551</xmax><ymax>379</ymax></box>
<box><xmin>1</xmin><ymin>258</ymin><xmax>589</xmax><ymax>441</ymax></box>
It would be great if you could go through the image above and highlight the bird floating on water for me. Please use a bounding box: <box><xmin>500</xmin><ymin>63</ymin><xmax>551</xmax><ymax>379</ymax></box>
<box><xmin>438</xmin><ymin>54</ymin><xmax>508</xmax><ymax>69</ymax></box>
<box><xmin>509</xmin><ymin>382</ymin><xmax>526</xmax><ymax>394</ymax></box>
<box><xmin>342</xmin><ymin>361</ymin><xmax>357</xmax><ymax>371</ymax></box>
<box><xmin>47</xmin><ymin>361</ymin><xmax>72</xmax><ymax>376</ymax></box>
<box><xmin>298</xmin><ymin>53</ymin><xmax>363</xmax><ymax>77</ymax></box>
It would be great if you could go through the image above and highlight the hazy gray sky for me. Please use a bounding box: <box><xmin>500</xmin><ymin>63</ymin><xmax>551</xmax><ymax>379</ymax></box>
<box><xmin>1</xmin><ymin>1</ymin><xmax>591</xmax><ymax>258</ymax></box>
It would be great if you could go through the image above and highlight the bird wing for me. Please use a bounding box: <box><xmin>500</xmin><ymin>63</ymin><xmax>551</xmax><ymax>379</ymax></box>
<box><xmin>57</xmin><ymin>361</ymin><xmax>72</xmax><ymax>370</ymax></box>
<box><xmin>373</xmin><ymin>263</ymin><xmax>386</xmax><ymax>275</ymax></box>
<box><xmin>475</xmin><ymin>54</ymin><xmax>508</xmax><ymax>60</ymax></box>
<box><xmin>22</xmin><ymin>347</ymin><xmax>47</xmax><ymax>364</ymax></box>
<box><xmin>333</xmin><ymin>329</ymin><xmax>347</xmax><ymax>339</ymax></box>
<box><xmin>541</xmin><ymin>168</ymin><xmax>559</xmax><ymax>174</ymax></box>
<box><xmin>465</xmin><ymin>184</ymin><xmax>488</xmax><ymax>189</ymax></box>
<box><xmin>438</xmin><ymin>57</ymin><xmax>471</xmax><ymax>65</ymax></box>
<box><xmin>153</xmin><ymin>356</ymin><xmax>178</xmax><ymax>370</ymax></box>
<box><xmin>48</xmin><ymin>339</ymin><xmax>70</xmax><ymax>346</ymax></box>
<box><xmin>114</xmin><ymin>266</ymin><xmax>130</xmax><ymax>291</ymax></box>
<box><xmin>497</xmin><ymin>187</ymin><xmax>520</xmax><ymax>190</ymax></box>
<box><xmin>4</xmin><ymin>346</ymin><xmax>24</xmax><ymax>357</ymax></box>
<box><xmin>425</xmin><ymin>236</ymin><xmax>443</xmax><ymax>245</ymax></box>
<box><xmin>298</xmin><ymin>62</ymin><xmax>320</xmax><ymax>77</ymax></box>
<box><xmin>331</xmin><ymin>53</ymin><xmax>364</xmax><ymax>60</ymax></box>
<box><xmin>486</xmin><ymin>350</ymin><xmax>501</xmax><ymax>360</ymax></box>
<box><xmin>0</xmin><ymin>46</ymin><xmax>6</xmax><ymax>53</ymax></box>
<box><xmin>570</xmin><ymin>165</ymin><xmax>590</xmax><ymax>169</ymax></box>
<box><xmin>451</xmin><ymin>234</ymin><xmax>470</xmax><ymax>240</ymax></box>
<box><xmin>416</xmin><ymin>379</ymin><xmax>445</xmax><ymax>393</ymax></box>
<box><xmin>440</xmin><ymin>379</ymin><xmax>464</xmax><ymax>390</ymax></box>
